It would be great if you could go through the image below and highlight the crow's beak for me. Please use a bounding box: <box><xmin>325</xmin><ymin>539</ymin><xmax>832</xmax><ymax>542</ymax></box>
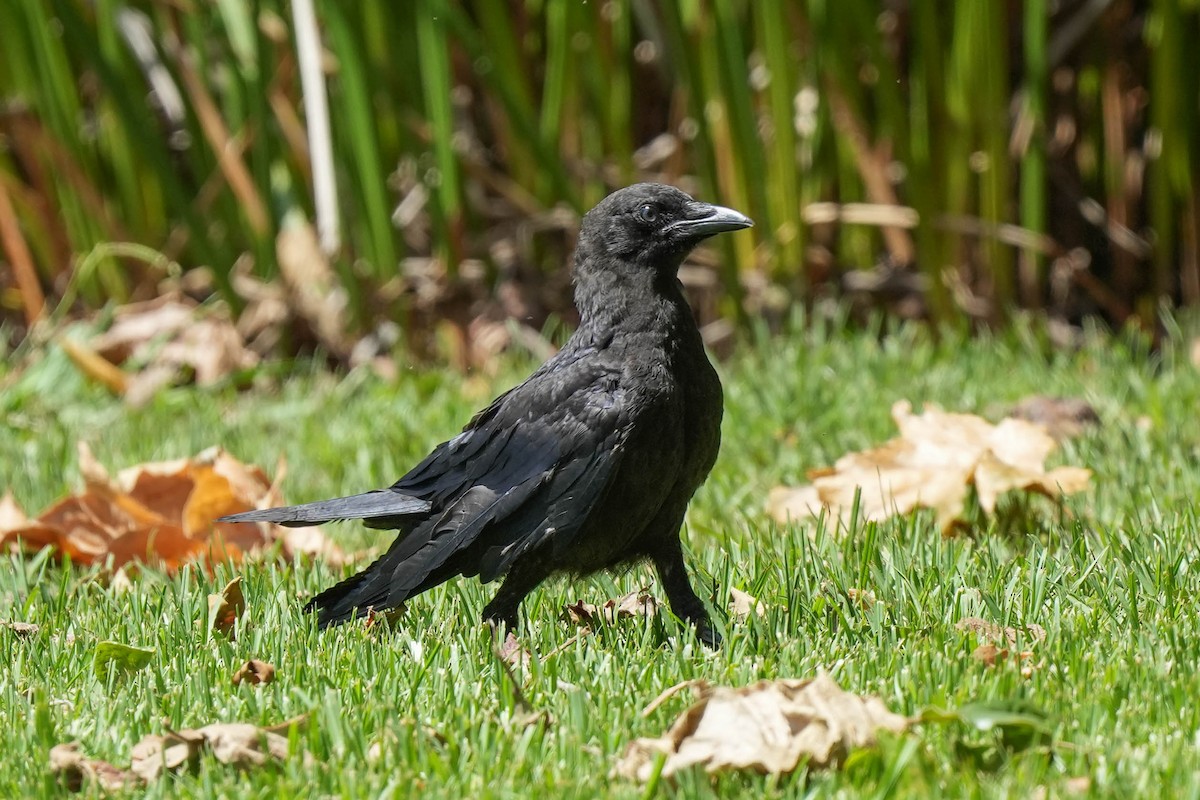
<box><xmin>667</xmin><ymin>202</ymin><xmax>754</xmax><ymax>238</ymax></box>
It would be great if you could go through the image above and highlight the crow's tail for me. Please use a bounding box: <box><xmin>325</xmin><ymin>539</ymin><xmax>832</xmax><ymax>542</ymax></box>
<box><xmin>302</xmin><ymin>548</ymin><xmax>459</xmax><ymax>628</ymax></box>
<box><xmin>218</xmin><ymin>490</ymin><xmax>430</xmax><ymax>528</ymax></box>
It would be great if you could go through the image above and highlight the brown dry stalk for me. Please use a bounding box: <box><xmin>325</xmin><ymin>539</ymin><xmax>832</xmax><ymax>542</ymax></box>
<box><xmin>173</xmin><ymin>52</ymin><xmax>270</xmax><ymax>237</ymax></box>
<box><xmin>0</xmin><ymin>177</ymin><xmax>44</xmax><ymax>324</ymax></box>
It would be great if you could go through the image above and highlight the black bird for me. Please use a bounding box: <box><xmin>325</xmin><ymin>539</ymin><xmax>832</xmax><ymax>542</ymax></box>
<box><xmin>222</xmin><ymin>183</ymin><xmax>752</xmax><ymax>646</ymax></box>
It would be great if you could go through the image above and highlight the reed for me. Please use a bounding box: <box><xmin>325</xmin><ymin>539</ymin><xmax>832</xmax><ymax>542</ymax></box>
<box><xmin>1</xmin><ymin>0</ymin><xmax>1195</xmax><ymax>339</ymax></box>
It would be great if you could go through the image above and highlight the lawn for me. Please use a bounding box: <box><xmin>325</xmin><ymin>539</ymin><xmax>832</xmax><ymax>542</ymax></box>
<box><xmin>2</xmin><ymin>318</ymin><xmax>1199</xmax><ymax>798</ymax></box>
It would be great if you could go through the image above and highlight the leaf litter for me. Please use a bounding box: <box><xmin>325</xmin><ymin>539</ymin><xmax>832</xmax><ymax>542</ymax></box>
<box><xmin>207</xmin><ymin>577</ymin><xmax>246</xmax><ymax>637</ymax></box>
<box><xmin>562</xmin><ymin>587</ymin><xmax>659</xmax><ymax>628</ymax></box>
<box><xmin>0</xmin><ymin>444</ymin><xmax>341</xmax><ymax>571</ymax></box>
<box><xmin>615</xmin><ymin>673</ymin><xmax>910</xmax><ymax>781</ymax></box>
<box><xmin>767</xmin><ymin>400</ymin><xmax>1091</xmax><ymax>533</ymax></box>
<box><xmin>231</xmin><ymin>659</ymin><xmax>275</xmax><ymax>686</ymax></box>
<box><xmin>61</xmin><ymin>293</ymin><xmax>258</xmax><ymax>405</ymax></box>
<box><xmin>53</xmin><ymin>716</ymin><xmax>309</xmax><ymax>790</ymax></box>
<box><xmin>957</xmin><ymin>616</ymin><xmax>1047</xmax><ymax>675</ymax></box>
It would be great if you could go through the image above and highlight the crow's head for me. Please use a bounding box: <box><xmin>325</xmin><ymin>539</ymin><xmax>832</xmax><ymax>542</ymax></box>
<box><xmin>576</xmin><ymin>183</ymin><xmax>752</xmax><ymax>274</ymax></box>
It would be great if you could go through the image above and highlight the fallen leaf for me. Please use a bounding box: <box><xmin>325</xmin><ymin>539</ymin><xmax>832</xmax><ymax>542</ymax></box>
<box><xmin>362</xmin><ymin>605</ymin><xmax>407</xmax><ymax>631</ymax></box>
<box><xmin>208</xmin><ymin>577</ymin><xmax>245</xmax><ymax>637</ymax></box>
<box><xmin>93</xmin><ymin>641</ymin><xmax>155</xmax><ymax>677</ymax></box>
<box><xmin>729</xmin><ymin>588</ymin><xmax>766</xmax><ymax>622</ymax></box>
<box><xmin>129</xmin><ymin>730</ymin><xmax>200</xmax><ymax>782</ymax></box>
<box><xmin>108</xmin><ymin>567</ymin><xmax>135</xmax><ymax>595</ymax></box>
<box><xmin>497</xmin><ymin>630</ymin><xmax>532</xmax><ymax>667</ymax></box>
<box><xmin>1032</xmin><ymin>776</ymin><xmax>1092</xmax><ymax>799</ymax></box>
<box><xmin>89</xmin><ymin>295</ymin><xmax>195</xmax><ymax>363</ymax></box>
<box><xmin>75</xmin><ymin>294</ymin><xmax>257</xmax><ymax>404</ymax></box>
<box><xmin>130</xmin><ymin>718</ymin><xmax>302</xmax><ymax>782</ymax></box>
<box><xmin>0</xmin><ymin>491</ymin><xmax>28</xmax><ymax>529</ymax></box>
<box><xmin>767</xmin><ymin>401</ymin><xmax>1091</xmax><ymax>533</ymax></box>
<box><xmin>955</xmin><ymin>617</ymin><xmax>1046</xmax><ymax>648</ymax></box>
<box><xmin>2</xmin><ymin>620</ymin><xmax>39</xmax><ymax>637</ymax></box>
<box><xmin>0</xmin><ymin>491</ymin><xmax>59</xmax><ymax>554</ymax></box>
<box><xmin>232</xmin><ymin>659</ymin><xmax>275</xmax><ymax>686</ymax></box>
<box><xmin>958</xmin><ymin>617</ymin><xmax>1044</xmax><ymax>675</ymax></box>
<box><xmin>1</xmin><ymin>446</ymin><xmax>341</xmax><ymax>572</ymax></box>
<box><xmin>1007</xmin><ymin>396</ymin><xmax>1099</xmax><ymax>441</ymax></box>
<box><xmin>845</xmin><ymin>588</ymin><xmax>880</xmax><ymax>610</ymax></box>
<box><xmin>563</xmin><ymin>588</ymin><xmax>660</xmax><ymax>627</ymax></box>
<box><xmin>615</xmin><ymin>673</ymin><xmax>910</xmax><ymax>781</ymax></box>
<box><xmin>49</xmin><ymin>742</ymin><xmax>137</xmax><ymax>792</ymax></box>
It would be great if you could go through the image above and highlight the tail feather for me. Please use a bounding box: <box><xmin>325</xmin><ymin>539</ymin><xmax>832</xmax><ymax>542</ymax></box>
<box><xmin>303</xmin><ymin>567</ymin><xmax>387</xmax><ymax>628</ymax></box>
<box><xmin>219</xmin><ymin>490</ymin><xmax>430</xmax><ymax>528</ymax></box>
<box><xmin>303</xmin><ymin>549</ymin><xmax>459</xmax><ymax>628</ymax></box>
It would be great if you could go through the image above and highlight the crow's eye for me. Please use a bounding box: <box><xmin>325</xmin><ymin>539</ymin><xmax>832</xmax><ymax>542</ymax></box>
<box><xmin>637</xmin><ymin>204</ymin><xmax>659</xmax><ymax>223</ymax></box>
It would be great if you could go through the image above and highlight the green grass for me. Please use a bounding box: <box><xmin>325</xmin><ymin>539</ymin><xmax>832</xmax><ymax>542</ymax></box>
<box><xmin>3</xmin><ymin>319</ymin><xmax>1200</xmax><ymax>797</ymax></box>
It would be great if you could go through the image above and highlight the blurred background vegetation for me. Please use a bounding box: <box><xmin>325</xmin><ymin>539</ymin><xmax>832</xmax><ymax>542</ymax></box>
<box><xmin>1</xmin><ymin>0</ymin><xmax>1197</xmax><ymax>362</ymax></box>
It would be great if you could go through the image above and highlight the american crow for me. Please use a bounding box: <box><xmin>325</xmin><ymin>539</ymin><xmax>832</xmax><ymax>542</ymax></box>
<box><xmin>222</xmin><ymin>183</ymin><xmax>752</xmax><ymax>646</ymax></box>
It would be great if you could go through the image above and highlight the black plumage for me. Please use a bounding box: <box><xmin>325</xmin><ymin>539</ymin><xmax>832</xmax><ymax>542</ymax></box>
<box><xmin>222</xmin><ymin>183</ymin><xmax>752</xmax><ymax>645</ymax></box>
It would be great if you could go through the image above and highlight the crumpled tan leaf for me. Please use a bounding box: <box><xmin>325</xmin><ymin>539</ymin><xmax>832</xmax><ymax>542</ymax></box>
<box><xmin>232</xmin><ymin>659</ymin><xmax>275</xmax><ymax>686</ymax></box>
<box><xmin>1007</xmin><ymin>396</ymin><xmax>1099</xmax><ymax>441</ymax></box>
<box><xmin>207</xmin><ymin>577</ymin><xmax>246</xmax><ymax>637</ymax></box>
<box><xmin>767</xmin><ymin>401</ymin><xmax>1092</xmax><ymax>533</ymax></box>
<box><xmin>49</xmin><ymin>743</ymin><xmax>137</xmax><ymax>792</ymax></box>
<box><xmin>65</xmin><ymin>293</ymin><xmax>258</xmax><ymax>405</ymax></box>
<box><xmin>615</xmin><ymin>673</ymin><xmax>910</xmax><ymax>781</ymax></box>
<box><xmin>957</xmin><ymin>616</ymin><xmax>1047</xmax><ymax>676</ymax></box>
<box><xmin>729</xmin><ymin>588</ymin><xmax>766</xmax><ymax>622</ymax></box>
<box><xmin>1</xmin><ymin>620</ymin><xmax>39</xmax><ymax>637</ymax></box>
<box><xmin>563</xmin><ymin>587</ymin><xmax>659</xmax><ymax>627</ymax></box>
<box><xmin>0</xmin><ymin>444</ymin><xmax>341</xmax><ymax>571</ymax></box>
<box><xmin>130</xmin><ymin>721</ymin><xmax>296</xmax><ymax>782</ymax></box>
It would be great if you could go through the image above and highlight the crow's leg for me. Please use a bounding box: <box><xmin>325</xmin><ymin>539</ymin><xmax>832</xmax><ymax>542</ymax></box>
<box><xmin>481</xmin><ymin>561</ymin><xmax>546</xmax><ymax>632</ymax></box>
<box><xmin>650</xmin><ymin>535</ymin><xmax>720</xmax><ymax>648</ymax></box>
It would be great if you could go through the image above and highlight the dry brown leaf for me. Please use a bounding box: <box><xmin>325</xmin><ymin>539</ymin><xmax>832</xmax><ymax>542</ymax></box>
<box><xmin>563</xmin><ymin>588</ymin><xmax>660</xmax><ymax>627</ymax></box>
<box><xmin>1008</xmin><ymin>396</ymin><xmax>1099</xmax><ymax>441</ymax></box>
<box><xmin>767</xmin><ymin>401</ymin><xmax>1091</xmax><ymax>533</ymax></box>
<box><xmin>0</xmin><ymin>491</ymin><xmax>28</xmax><ymax>529</ymax></box>
<box><xmin>232</xmin><ymin>659</ymin><xmax>275</xmax><ymax>686</ymax></box>
<box><xmin>955</xmin><ymin>616</ymin><xmax>1046</xmax><ymax>648</ymax></box>
<box><xmin>0</xmin><ymin>491</ymin><xmax>60</xmax><ymax>554</ymax></box>
<box><xmin>49</xmin><ymin>742</ymin><xmax>137</xmax><ymax>792</ymax></box>
<box><xmin>615</xmin><ymin>673</ymin><xmax>910</xmax><ymax>781</ymax></box>
<box><xmin>1</xmin><ymin>446</ymin><xmax>341</xmax><ymax>572</ymax></box>
<box><xmin>2</xmin><ymin>620</ymin><xmax>39</xmax><ymax>636</ymax></box>
<box><xmin>729</xmin><ymin>588</ymin><xmax>766</xmax><ymax>622</ymax></box>
<box><xmin>90</xmin><ymin>295</ymin><xmax>195</xmax><ymax>363</ymax></box>
<box><xmin>958</xmin><ymin>617</ymin><xmax>1044</xmax><ymax>676</ymax></box>
<box><xmin>208</xmin><ymin>577</ymin><xmax>245</xmax><ymax>636</ymax></box>
<box><xmin>109</xmin><ymin>567</ymin><xmax>135</xmax><ymax>595</ymax></box>
<box><xmin>129</xmin><ymin>730</ymin><xmax>200</xmax><ymax>782</ymax></box>
<box><xmin>361</xmin><ymin>605</ymin><xmax>407</xmax><ymax>631</ymax></box>
<box><xmin>1031</xmin><ymin>776</ymin><xmax>1092</xmax><ymax>799</ymax></box>
<box><xmin>130</xmin><ymin>719</ymin><xmax>296</xmax><ymax>782</ymax></box>
<box><xmin>970</xmin><ymin>644</ymin><xmax>1036</xmax><ymax>672</ymax></box>
<box><xmin>73</xmin><ymin>294</ymin><xmax>257</xmax><ymax>404</ymax></box>
<box><xmin>845</xmin><ymin>588</ymin><xmax>880</xmax><ymax>610</ymax></box>
<box><xmin>497</xmin><ymin>630</ymin><xmax>532</xmax><ymax>668</ymax></box>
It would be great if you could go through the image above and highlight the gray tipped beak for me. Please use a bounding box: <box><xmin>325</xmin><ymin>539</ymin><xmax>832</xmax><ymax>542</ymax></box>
<box><xmin>667</xmin><ymin>202</ymin><xmax>754</xmax><ymax>238</ymax></box>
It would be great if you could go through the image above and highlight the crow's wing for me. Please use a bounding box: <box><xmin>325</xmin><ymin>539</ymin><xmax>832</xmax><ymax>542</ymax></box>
<box><xmin>389</xmin><ymin>362</ymin><xmax>632</xmax><ymax>580</ymax></box>
<box><xmin>307</xmin><ymin>360</ymin><xmax>636</xmax><ymax>623</ymax></box>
